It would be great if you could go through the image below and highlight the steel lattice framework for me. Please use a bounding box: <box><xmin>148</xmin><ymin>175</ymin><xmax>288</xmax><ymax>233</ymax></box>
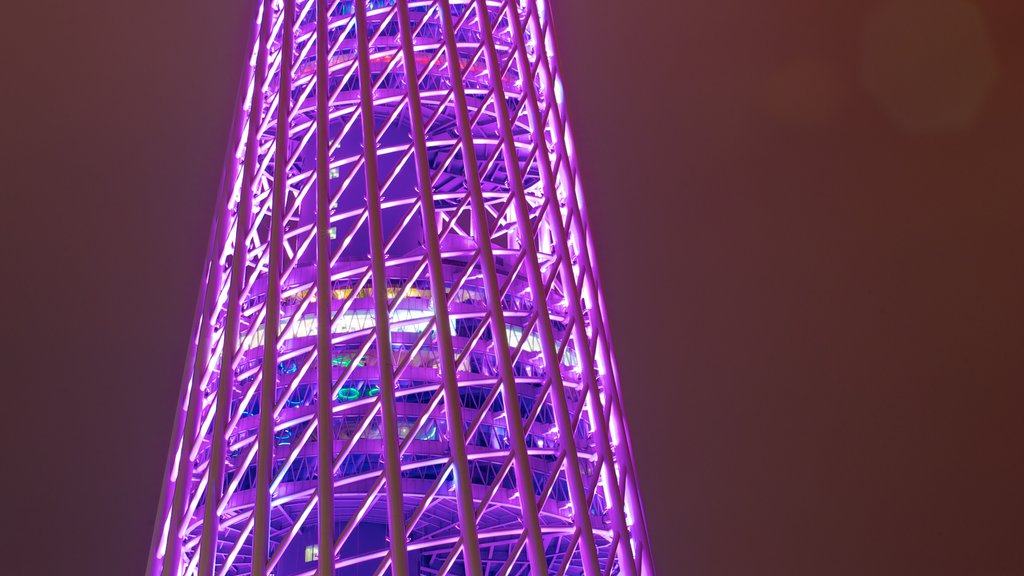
<box><xmin>147</xmin><ymin>1</ymin><xmax>654</xmax><ymax>575</ymax></box>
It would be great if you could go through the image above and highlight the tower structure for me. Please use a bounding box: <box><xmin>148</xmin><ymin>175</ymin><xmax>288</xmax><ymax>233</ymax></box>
<box><xmin>148</xmin><ymin>1</ymin><xmax>654</xmax><ymax>575</ymax></box>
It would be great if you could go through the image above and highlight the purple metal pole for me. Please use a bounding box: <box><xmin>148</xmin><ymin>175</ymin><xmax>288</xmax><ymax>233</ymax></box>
<box><xmin>148</xmin><ymin>259</ymin><xmax>205</xmax><ymax>576</ymax></box>
<box><xmin>393</xmin><ymin>1</ymin><xmax>485</xmax><ymax>574</ymax></box>
<box><xmin>253</xmin><ymin>0</ymin><xmax>293</xmax><ymax>573</ymax></box>
<box><xmin>197</xmin><ymin>2</ymin><xmax>269</xmax><ymax>575</ymax></box>
<box><xmin>500</xmin><ymin>3</ymin><xmax>641</xmax><ymax>574</ymax></box>
<box><xmin>313</xmin><ymin>0</ymin><xmax>336</xmax><ymax>573</ymax></box>
<box><xmin>469</xmin><ymin>1</ymin><xmax>606</xmax><ymax>574</ymax></box>
<box><xmin>353</xmin><ymin>1</ymin><xmax>411</xmax><ymax>573</ymax></box>
<box><xmin>159</xmin><ymin>105</ymin><xmax>236</xmax><ymax>576</ymax></box>
<box><xmin>531</xmin><ymin>4</ymin><xmax>656</xmax><ymax>571</ymax></box>
<box><xmin>434</xmin><ymin>1</ymin><xmax>548</xmax><ymax>573</ymax></box>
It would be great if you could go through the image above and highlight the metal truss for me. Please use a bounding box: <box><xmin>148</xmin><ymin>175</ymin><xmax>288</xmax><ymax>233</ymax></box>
<box><xmin>147</xmin><ymin>1</ymin><xmax>655</xmax><ymax>575</ymax></box>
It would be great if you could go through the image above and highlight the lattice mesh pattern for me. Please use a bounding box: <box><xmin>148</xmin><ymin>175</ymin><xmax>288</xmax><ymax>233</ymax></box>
<box><xmin>147</xmin><ymin>2</ymin><xmax>654</xmax><ymax>576</ymax></box>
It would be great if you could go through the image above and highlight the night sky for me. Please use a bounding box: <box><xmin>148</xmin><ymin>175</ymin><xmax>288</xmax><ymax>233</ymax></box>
<box><xmin>3</xmin><ymin>1</ymin><xmax>1022</xmax><ymax>574</ymax></box>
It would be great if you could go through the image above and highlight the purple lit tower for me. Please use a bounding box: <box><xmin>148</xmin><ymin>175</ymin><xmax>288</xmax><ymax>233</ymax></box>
<box><xmin>148</xmin><ymin>1</ymin><xmax>654</xmax><ymax>575</ymax></box>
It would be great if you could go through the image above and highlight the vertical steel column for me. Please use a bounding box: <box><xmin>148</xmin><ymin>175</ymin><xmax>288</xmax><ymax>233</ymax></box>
<box><xmin>531</xmin><ymin>4</ymin><xmax>654</xmax><ymax>572</ymax></box>
<box><xmin>434</xmin><ymin>1</ymin><xmax>549</xmax><ymax>573</ymax></box>
<box><xmin>393</xmin><ymin>1</ymin><xmax>484</xmax><ymax>574</ymax></box>
<box><xmin>160</xmin><ymin>144</ymin><xmax>235</xmax><ymax>576</ymax></box>
<box><xmin>157</xmin><ymin>254</ymin><xmax>214</xmax><ymax>576</ymax></box>
<box><xmin>353</xmin><ymin>1</ymin><xmax>411</xmax><ymax>573</ymax></box>
<box><xmin>469</xmin><ymin>1</ymin><xmax>603</xmax><ymax>574</ymax></box>
<box><xmin>314</xmin><ymin>0</ymin><xmax>336</xmax><ymax>574</ymax></box>
<box><xmin>253</xmin><ymin>0</ymin><xmax>293</xmax><ymax>572</ymax></box>
<box><xmin>197</xmin><ymin>1</ymin><xmax>270</xmax><ymax>573</ymax></box>
<box><xmin>146</xmin><ymin>297</ymin><xmax>199</xmax><ymax>576</ymax></box>
<box><xmin>152</xmin><ymin>2</ymin><xmax>262</xmax><ymax>565</ymax></box>
<box><xmin>498</xmin><ymin>3</ymin><xmax>642</xmax><ymax>573</ymax></box>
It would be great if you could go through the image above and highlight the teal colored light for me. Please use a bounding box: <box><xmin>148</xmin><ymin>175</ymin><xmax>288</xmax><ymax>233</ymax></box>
<box><xmin>337</xmin><ymin>387</ymin><xmax>359</xmax><ymax>402</ymax></box>
<box><xmin>366</xmin><ymin>385</ymin><xmax>381</xmax><ymax>396</ymax></box>
<box><xmin>332</xmin><ymin>356</ymin><xmax>350</xmax><ymax>367</ymax></box>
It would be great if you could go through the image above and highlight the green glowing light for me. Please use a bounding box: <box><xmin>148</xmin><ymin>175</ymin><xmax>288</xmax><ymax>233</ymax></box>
<box><xmin>337</xmin><ymin>387</ymin><xmax>359</xmax><ymax>402</ymax></box>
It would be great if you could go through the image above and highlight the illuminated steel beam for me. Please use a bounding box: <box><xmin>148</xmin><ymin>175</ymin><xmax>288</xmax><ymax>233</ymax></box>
<box><xmin>148</xmin><ymin>1</ymin><xmax>656</xmax><ymax>575</ymax></box>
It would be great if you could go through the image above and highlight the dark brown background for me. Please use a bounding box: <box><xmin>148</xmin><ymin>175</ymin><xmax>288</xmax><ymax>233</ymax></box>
<box><xmin>2</xmin><ymin>0</ymin><xmax>1022</xmax><ymax>574</ymax></box>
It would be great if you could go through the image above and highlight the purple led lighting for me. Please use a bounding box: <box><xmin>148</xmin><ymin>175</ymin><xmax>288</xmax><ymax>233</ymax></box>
<box><xmin>147</xmin><ymin>1</ymin><xmax>655</xmax><ymax>575</ymax></box>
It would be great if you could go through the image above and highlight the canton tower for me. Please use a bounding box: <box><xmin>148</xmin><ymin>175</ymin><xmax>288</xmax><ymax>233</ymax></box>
<box><xmin>148</xmin><ymin>1</ymin><xmax>654</xmax><ymax>575</ymax></box>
